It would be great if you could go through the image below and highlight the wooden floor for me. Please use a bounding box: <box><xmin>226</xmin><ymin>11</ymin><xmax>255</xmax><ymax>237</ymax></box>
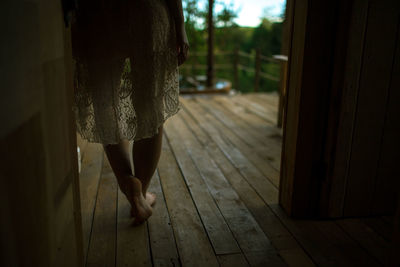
<box><xmin>77</xmin><ymin>93</ymin><xmax>394</xmax><ymax>267</ymax></box>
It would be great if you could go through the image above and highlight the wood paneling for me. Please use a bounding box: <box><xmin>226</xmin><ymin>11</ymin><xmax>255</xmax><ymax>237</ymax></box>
<box><xmin>343</xmin><ymin>0</ymin><xmax>400</xmax><ymax>217</ymax></box>
<box><xmin>281</xmin><ymin>0</ymin><xmax>400</xmax><ymax>218</ymax></box>
<box><xmin>327</xmin><ymin>0</ymin><xmax>400</xmax><ymax>217</ymax></box>
<box><xmin>328</xmin><ymin>0</ymin><xmax>370</xmax><ymax>218</ymax></box>
<box><xmin>279</xmin><ymin>0</ymin><xmax>307</xmax><ymax>216</ymax></box>
<box><xmin>279</xmin><ymin>0</ymin><xmax>347</xmax><ymax>218</ymax></box>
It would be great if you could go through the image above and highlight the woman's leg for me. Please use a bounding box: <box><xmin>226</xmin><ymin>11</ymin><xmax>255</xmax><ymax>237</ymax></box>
<box><xmin>103</xmin><ymin>140</ymin><xmax>132</xmax><ymax>190</ymax></box>
<box><xmin>132</xmin><ymin>125</ymin><xmax>163</xmax><ymax>200</ymax></box>
<box><xmin>103</xmin><ymin>141</ymin><xmax>152</xmax><ymax>224</ymax></box>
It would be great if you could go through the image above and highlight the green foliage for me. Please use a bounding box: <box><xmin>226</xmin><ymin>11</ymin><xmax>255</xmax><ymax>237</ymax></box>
<box><xmin>181</xmin><ymin>0</ymin><xmax>284</xmax><ymax>93</ymax></box>
<box><xmin>183</xmin><ymin>0</ymin><xmax>206</xmax><ymax>51</ymax></box>
<box><xmin>216</xmin><ymin>3</ymin><xmax>238</xmax><ymax>28</ymax></box>
<box><xmin>250</xmin><ymin>18</ymin><xmax>282</xmax><ymax>56</ymax></box>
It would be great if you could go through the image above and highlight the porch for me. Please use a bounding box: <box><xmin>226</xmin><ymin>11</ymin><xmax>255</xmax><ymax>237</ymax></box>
<box><xmin>78</xmin><ymin>93</ymin><xmax>393</xmax><ymax>267</ymax></box>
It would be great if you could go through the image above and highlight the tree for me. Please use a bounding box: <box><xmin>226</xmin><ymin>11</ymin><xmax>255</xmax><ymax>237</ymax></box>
<box><xmin>249</xmin><ymin>17</ymin><xmax>282</xmax><ymax>57</ymax></box>
<box><xmin>183</xmin><ymin>0</ymin><xmax>206</xmax><ymax>52</ymax></box>
<box><xmin>216</xmin><ymin>3</ymin><xmax>237</xmax><ymax>28</ymax></box>
<box><xmin>251</xmin><ymin>18</ymin><xmax>272</xmax><ymax>56</ymax></box>
<box><xmin>206</xmin><ymin>0</ymin><xmax>214</xmax><ymax>87</ymax></box>
<box><xmin>215</xmin><ymin>2</ymin><xmax>239</xmax><ymax>51</ymax></box>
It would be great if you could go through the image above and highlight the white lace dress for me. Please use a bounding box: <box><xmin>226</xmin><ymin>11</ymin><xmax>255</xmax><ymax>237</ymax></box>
<box><xmin>71</xmin><ymin>0</ymin><xmax>181</xmax><ymax>144</ymax></box>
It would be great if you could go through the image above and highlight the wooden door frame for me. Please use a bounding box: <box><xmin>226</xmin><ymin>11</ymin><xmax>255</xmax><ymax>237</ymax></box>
<box><xmin>279</xmin><ymin>0</ymin><xmax>353</xmax><ymax>218</ymax></box>
<box><xmin>64</xmin><ymin>24</ymin><xmax>85</xmax><ymax>265</ymax></box>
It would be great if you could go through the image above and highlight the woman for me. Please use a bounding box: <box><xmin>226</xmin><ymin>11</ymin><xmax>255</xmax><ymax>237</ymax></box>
<box><xmin>71</xmin><ymin>0</ymin><xmax>189</xmax><ymax>224</ymax></box>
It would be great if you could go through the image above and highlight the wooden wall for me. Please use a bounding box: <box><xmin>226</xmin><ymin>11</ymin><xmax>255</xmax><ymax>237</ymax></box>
<box><xmin>280</xmin><ymin>0</ymin><xmax>400</xmax><ymax>218</ymax></box>
<box><xmin>327</xmin><ymin>0</ymin><xmax>400</xmax><ymax>217</ymax></box>
<box><xmin>0</xmin><ymin>0</ymin><xmax>83</xmax><ymax>265</ymax></box>
<box><xmin>279</xmin><ymin>0</ymin><xmax>348</xmax><ymax>218</ymax></box>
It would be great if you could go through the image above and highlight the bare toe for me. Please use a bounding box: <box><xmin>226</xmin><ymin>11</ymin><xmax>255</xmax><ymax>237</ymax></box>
<box><xmin>146</xmin><ymin>192</ymin><xmax>156</xmax><ymax>206</ymax></box>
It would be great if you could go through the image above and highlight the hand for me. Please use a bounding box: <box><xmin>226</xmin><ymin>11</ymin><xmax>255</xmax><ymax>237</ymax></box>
<box><xmin>176</xmin><ymin>23</ymin><xmax>189</xmax><ymax>66</ymax></box>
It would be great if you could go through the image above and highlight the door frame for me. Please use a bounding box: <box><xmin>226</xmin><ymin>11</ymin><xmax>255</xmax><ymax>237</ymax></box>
<box><xmin>279</xmin><ymin>0</ymin><xmax>353</xmax><ymax>218</ymax></box>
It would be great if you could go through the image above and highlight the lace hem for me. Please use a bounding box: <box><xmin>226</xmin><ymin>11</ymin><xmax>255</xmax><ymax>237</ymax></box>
<box><xmin>75</xmin><ymin>101</ymin><xmax>181</xmax><ymax>145</ymax></box>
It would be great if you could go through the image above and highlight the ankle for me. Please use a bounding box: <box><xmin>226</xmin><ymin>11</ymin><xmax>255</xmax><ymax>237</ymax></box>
<box><xmin>116</xmin><ymin>175</ymin><xmax>130</xmax><ymax>190</ymax></box>
<box><xmin>134</xmin><ymin>176</ymin><xmax>150</xmax><ymax>195</ymax></box>
<box><xmin>130</xmin><ymin>176</ymin><xmax>144</xmax><ymax>196</ymax></box>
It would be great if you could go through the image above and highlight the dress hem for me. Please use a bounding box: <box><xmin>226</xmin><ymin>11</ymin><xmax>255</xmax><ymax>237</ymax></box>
<box><xmin>77</xmin><ymin>104</ymin><xmax>182</xmax><ymax>145</ymax></box>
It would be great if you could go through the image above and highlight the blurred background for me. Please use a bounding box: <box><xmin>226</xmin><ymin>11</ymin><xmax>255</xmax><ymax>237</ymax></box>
<box><xmin>179</xmin><ymin>0</ymin><xmax>287</xmax><ymax>94</ymax></box>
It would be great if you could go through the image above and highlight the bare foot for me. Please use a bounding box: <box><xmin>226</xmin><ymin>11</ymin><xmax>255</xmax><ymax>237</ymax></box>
<box><xmin>130</xmin><ymin>192</ymin><xmax>156</xmax><ymax>217</ymax></box>
<box><xmin>125</xmin><ymin>176</ymin><xmax>153</xmax><ymax>225</ymax></box>
<box><xmin>146</xmin><ymin>192</ymin><xmax>156</xmax><ymax>206</ymax></box>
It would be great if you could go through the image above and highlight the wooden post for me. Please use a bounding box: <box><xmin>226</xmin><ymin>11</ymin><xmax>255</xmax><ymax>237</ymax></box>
<box><xmin>206</xmin><ymin>0</ymin><xmax>215</xmax><ymax>88</ymax></box>
<box><xmin>277</xmin><ymin>0</ymin><xmax>291</xmax><ymax>128</ymax></box>
<box><xmin>233</xmin><ymin>48</ymin><xmax>239</xmax><ymax>91</ymax></box>
<box><xmin>273</xmin><ymin>55</ymin><xmax>288</xmax><ymax>128</ymax></box>
<box><xmin>277</xmin><ymin>59</ymin><xmax>288</xmax><ymax>128</ymax></box>
<box><xmin>254</xmin><ymin>49</ymin><xmax>261</xmax><ymax>92</ymax></box>
<box><xmin>191</xmin><ymin>51</ymin><xmax>197</xmax><ymax>78</ymax></box>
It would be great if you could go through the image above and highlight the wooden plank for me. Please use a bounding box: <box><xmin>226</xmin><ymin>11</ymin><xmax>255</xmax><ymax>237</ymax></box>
<box><xmin>245</xmin><ymin>92</ymin><xmax>283</xmax><ymax>126</ymax></box>
<box><xmin>214</xmin><ymin>95</ymin><xmax>280</xmax><ymax>136</ymax></box>
<box><xmin>311</xmin><ymin>220</ymin><xmax>380</xmax><ymax>266</ymax></box>
<box><xmin>86</xmin><ymin>155</ymin><xmax>117</xmax><ymax>267</ymax></box>
<box><xmin>116</xmin><ymin>189</ymin><xmax>151</xmax><ymax>267</ymax></box>
<box><xmin>246</xmin><ymin>93</ymin><xmax>279</xmax><ymax>106</ymax></box>
<box><xmin>164</xmin><ymin>117</ymin><xmax>241</xmax><ymax>255</ymax></box>
<box><xmin>344</xmin><ymin>0</ymin><xmax>400</xmax><ymax>216</ymax></box>
<box><xmin>211</xmin><ymin>96</ymin><xmax>282</xmax><ymax>171</ymax></box>
<box><xmin>229</xmin><ymin>95</ymin><xmax>277</xmax><ymax>124</ymax></box>
<box><xmin>201</xmin><ymin>96</ymin><xmax>282</xmax><ymax>160</ymax></box>
<box><xmin>196</xmin><ymin>96</ymin><xmax>271</xmax><ymax>150</ymax></box>
<box><xmin>336</xmin><ymin>218</ymin><xmax>390</xmax><ymax>266</ymax></box>
<box><xmin>188</xmin><ymin>98</ymin><xmax>280</xmax><ymax>179</ymax></box>
<box><xmin>213</xmin><ymin>96</ymin><xmax>282</xmax><ymax>169</ymax></box>
<box><xmin>157</xmin><ymin>133</ymin><xmax>219</xmax><ymax>267</ymax></box>
<box><xmin>240</xmin><ymin>93</ymin><xmax>279</xmax><ymax>113</ymax></box>
<box><xmin>270</xmin><ymin>204</ymin><xmax>380</xmax><ymax>267</ymax></box>
<box><xmin>278</xmin><ymin>249</ymin><xmax>316</xmax><ymax>267</ymax></box>
<box><xmin>360</xmin><ymin>217</ymin><xmax>393</xmax><ymax>242</ymax></box>
<box><xmin>179</xmin><ymin>108</ymin><xmax>315</xmax><ymax>267</ymax></box>
<box><xmin>217</xmin><ymin>254</ymin><xmax>249</xmax><ymax>267</ymax></box>
<box><xmin>166</xmin><ymin>114</ymin><xmax>285</xmax><ymax>265</ymax></box>
<box><xmin>180</xmin><ymin>97</ymin><xmax>279</xmax><ymax>204</ymax></box>
<box><xmin>147</xmin><ymin>171</ymin><xmax>180</xmax><ymax>267</ymax></box>
<box><xmin>79</xmin><ymin>143</ymin><xmax>104</xmax><ymax>262</ymax></box>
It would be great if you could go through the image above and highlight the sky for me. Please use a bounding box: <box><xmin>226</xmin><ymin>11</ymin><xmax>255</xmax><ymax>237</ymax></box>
<box><xmin>197</xmin><ymin>0</ymin><xmax>286</xmax><ymax>27</ymax></box>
